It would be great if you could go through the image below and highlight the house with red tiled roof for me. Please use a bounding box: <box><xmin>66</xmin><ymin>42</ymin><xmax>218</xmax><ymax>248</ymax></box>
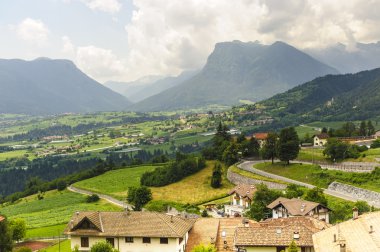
<box><xmin>225</xmin><ymin>184</ymin><xmax>257</xmax><ymax>216</ymax></box>
<box><xmin>234</xmin><ymin>216</ymin><xmax>329</xmax><ymax>252</ymax></box>
<box><xmin>252</xmin><ymin>133</ymin><xmax>269</xmax><ymax>148</ymax></box>
<box><xmin>64</xmin><ymin>211</ymin><xmax>196</xmax><ymax>252</ymax></box>
<box><xmin>267</xmin><ymin>197</ymin><xmax>331</xmax><ymax>224</ymax></box>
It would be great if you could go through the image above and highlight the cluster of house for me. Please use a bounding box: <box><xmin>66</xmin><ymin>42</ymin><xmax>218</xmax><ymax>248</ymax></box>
<box><xmin>63</xmin><ymin>184</ymin><xmax>380</xmax><ymax>252</ymax></box>
<box><xmin>313</xmin><ymin>131</ymin><xmax>380</xmax><ymax>147</ymax></box>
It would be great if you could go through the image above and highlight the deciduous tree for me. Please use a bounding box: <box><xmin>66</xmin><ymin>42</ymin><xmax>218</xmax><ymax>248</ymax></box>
<box><xmin>277</xmin><ymin>127</ymin><xmax>300</xmax><ymax>165</ymax></box>
<box><xmin>260</xmin><ymin>132</ymin><xmax>278</xmax><ymax>164</ymax></box>
<box><xmin>0</xmin><ymin>216</ymin><xmax>13</xmax><ymax>252</ymax></box>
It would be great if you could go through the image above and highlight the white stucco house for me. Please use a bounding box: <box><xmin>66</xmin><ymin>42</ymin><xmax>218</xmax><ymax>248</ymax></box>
<box><xmin>225</xmin><ymin>184</ymin><xmax>256</xmax><ymax>216</ymax></box>
<box><xmin>64</xmin><ymin>211</ymin><xmax>196</xmax><ymax>252</ymax></box>
<box><xmin>267</xmin><ymin>197</ymin><xmax>331</xmax><ymax>224</ymax></box>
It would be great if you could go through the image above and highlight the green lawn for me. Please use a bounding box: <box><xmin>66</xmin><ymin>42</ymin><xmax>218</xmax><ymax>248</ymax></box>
<box><xmin>254</xmin><ymin>162</ymin><xmax>328</xmax><ymax>187</ymax></box>
<box><xmin>74</xmin><ymin>165</ymin><xmax>159</xmax><ymax>199</ymax></box>
<box><xmin>39</xmin><ymin>239</ymin><xmax>71</xmax><ymax>252</ymax></box>
<box><xmin>297</xmin><ymin>148</ymin><xmax>329</xmax><ymax>162</ymax></box>
<box><xmin>254</xmin><ymin>162</ymin><xmax>380</xmax><ymax>193</ymax></box>
<box><xmin>229</xmin><ymin>165</ymin><xmax>286</xmax><ymax>184</ymax></box>
<box><xmin>0</xmin><ymin>189</ymin><xmax>121</xmax><ymax>235</ymax></box>
<box><xmin>26</xmin><ymin>224</ymin><xmax>67</xmax><ymax>239</ymax></box>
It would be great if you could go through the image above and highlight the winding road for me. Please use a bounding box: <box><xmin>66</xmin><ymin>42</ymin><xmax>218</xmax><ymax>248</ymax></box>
<box><xmin>238</xmin><ymin>161</ymin><xmax>362</xmax><ymax>203</ymax></box>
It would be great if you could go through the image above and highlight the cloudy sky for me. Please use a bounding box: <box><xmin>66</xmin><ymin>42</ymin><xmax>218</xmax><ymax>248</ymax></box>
<box><xmin>1</xmin><ymin>0</ymin><xmax>379</xmax><ymax>83</ymax></box>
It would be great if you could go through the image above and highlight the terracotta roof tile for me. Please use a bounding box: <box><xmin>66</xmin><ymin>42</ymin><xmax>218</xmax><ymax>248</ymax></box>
<box><xmin>253</xmin><ymin>133</ymin><xmax>269</xmax><ymax>140</ymax></box>
<box><xmin>313</xmin><ymin>211</ymin><xmax>380</xmax><ymax>252</ymax></box>
<box><xmin>64</xmin><ymin>211</ymin><xmax>196</xmax><ymax>238</ymax></box>
<box><xmin>235</xmin><ymin>217</ymin><xmax>329</xmax><ymax>247</ymax></box>
<box><xmin>267</xmin><ymin>197</ymin><xmax>327</xmax><ymax>216</ymax></box>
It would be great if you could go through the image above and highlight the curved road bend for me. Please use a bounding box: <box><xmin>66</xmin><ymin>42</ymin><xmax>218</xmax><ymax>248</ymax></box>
<box><xmin>238</xmin><ymin>161</ymin><xmax>360</xmax><ymax>203</ymax></box>
<box><xmin>68</xmin><ymin>185</ymin><xmax>133</xmax><ymax>210</ymax></box>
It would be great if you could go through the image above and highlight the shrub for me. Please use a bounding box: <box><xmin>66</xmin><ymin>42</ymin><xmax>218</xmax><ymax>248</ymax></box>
<box><xmin>86</xmin><ymin>194</ymin><xmax>100</xmax><ymax>203</ymax></box>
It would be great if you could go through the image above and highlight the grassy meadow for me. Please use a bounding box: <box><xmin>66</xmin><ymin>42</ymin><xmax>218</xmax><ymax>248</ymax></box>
<box><xmin>0</xmin><ymin>189</ymin><xmax>121</xmax><ymax>238</ymax></box>
<box><xmin>254</xmin><ymin>162</ymin><xmax>380</xmax><ymax>193</ymax></box>
<box><xmin>74</xmin><ymin>165</ymin><xmax>159</xmax><ymax>199</ymax></box>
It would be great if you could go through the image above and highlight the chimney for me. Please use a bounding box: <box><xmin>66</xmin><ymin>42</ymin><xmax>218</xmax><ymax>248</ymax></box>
<box><xmin>333</xmin><ymin>234</ymin><xmax>337</xmax><ymax>242</ymax></box>
<box><xmin>369</xmin><ymin>225</ymin><xmax>374</xmax><ymax>234</ymax></box>
<box><xmin>70</xmin><ymin>220</ymin><xmax>74</xmax><ymax>229</ymax></box>
<box><xmin>242</xmin><ymin>218</ymin><xmax>249</xmax><ymax>227</ymax></box>
<box><xmin>353</xmin><ymin>207</ymin><xmax>359</xmax><ymax>220</ymax></box>
<box><xmin>340</xmin><ymin>243</ymin><xmax>346</xmax><ymax>252</ymax></box>
<box><xmin>170</xmin><ymin>215</ymin><xmax>174</xmax><ymax>223</ymax></box>
<box><xmin>293</xmin><ymin>231</ymin><xmax>300</xmax><ymax>240</ymax></box>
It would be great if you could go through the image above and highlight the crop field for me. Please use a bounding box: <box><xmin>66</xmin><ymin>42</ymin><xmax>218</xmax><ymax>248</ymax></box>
<box><xmin>0</xmin><ymin>189</ymin><xmax>121</xmax><ymax>232</ymax></box>
<box><xmin>74</xmin><ymin>165</ymin><xmax>159</xmax><ymax>199</ymax></box>
<box><xmin>74</xmin><ymin>162</ymin><xmax>235</xmax><ymax>205</ymax></box>
<box><xmin>151</xmin><ymin>161</ymin><xmax>234</xmax><ymax>205</ymax></box>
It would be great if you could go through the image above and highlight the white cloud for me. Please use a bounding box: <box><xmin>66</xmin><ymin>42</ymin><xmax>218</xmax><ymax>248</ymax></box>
<box><xmin>76</xmin><ymin>45</ymin><xmax>125</xmax><ymax>82</ymax></box>
<box><xmin>15</xmin><ymin>18</ymin><xmax>49</xmax><ymax>46</ymax></box>
<box><xmin>80</xmin><ymin>0</ymin><xmax>122</xmax><ymax>14</ymax></box>
<box><xmin>61</xmin><ymin>36</ymin><xmax>75</xmax><ymax>55</ymax></box>
<box><xmin>123</xmin><ymin>0</ymin><xmax>380</xmax><ymax>80</ymax></box>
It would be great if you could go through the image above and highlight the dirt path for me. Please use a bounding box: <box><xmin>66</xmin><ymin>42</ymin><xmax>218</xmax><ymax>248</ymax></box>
<box><xmin>68</xmin><ymin>185</ymin><xmax>133</xmax><ymax>209</ymax></box>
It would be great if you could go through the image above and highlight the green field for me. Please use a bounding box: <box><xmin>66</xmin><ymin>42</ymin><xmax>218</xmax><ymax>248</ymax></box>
<box><xmin>297</xmin><ymin>148</ymin><xmax>329</xmax><ymax>162</ymax></box>
<box><xmin>0</xmin><ymin>190</ymin><xmax>121</xmax><ymax>238</ymax></box>
<box><xmin>74</xmin><ymin>162</ymin><xmax>234</xmax><ymax>206</ymax></box>
<box><xmin>74</xmin><ymin>165</ymin><xmax>159</xmax><ymax>199</ymax></box>
<box><xmin>40</xmin><ymin>239</ymin><xmax>71</xmax><ymax>252</ymax></box>
<box><xmin>229</xmin><ymin>165</ymin><xmax>286</xmax><ymax>184</ymax></box>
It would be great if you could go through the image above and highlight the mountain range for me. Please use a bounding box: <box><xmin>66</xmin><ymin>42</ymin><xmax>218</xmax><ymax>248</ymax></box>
<box><xmin>0</xmin><ymin>58</ymin><xmax>131</xmax><ymax>115</ymax></box>
<box><xmin>104</xmin><ymin>70</ymin><xmax>198</xmax><ymax>103</ymax></box>
<box><xmin>130</xmin><ymin>41</ymin><xmax>339</xmax><ymax>112</ymax></box>
<box><xmin>306</xmin><ymin>42</ymin><xmax>380</xmax><ymax>74</ymax></box>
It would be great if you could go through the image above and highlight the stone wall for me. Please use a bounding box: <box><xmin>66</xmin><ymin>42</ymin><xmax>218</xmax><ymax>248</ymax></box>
<box><xmin>328</xmin><ymin>181</ymin><xmax>380</xmax><ymax>207</ymax></box>
<box><xmin>227</xmin><ymin>169</ymin><xmax>286</xmax><ymax>190</ymax></box>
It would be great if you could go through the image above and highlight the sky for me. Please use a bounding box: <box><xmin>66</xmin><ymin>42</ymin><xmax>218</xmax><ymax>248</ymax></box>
<box><xmin>1</xmin><ymin>0</ymin><xmax>380</xmax><ymax>83</ymax></box>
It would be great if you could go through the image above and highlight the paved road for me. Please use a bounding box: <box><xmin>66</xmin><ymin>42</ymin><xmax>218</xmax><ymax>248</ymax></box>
<box><xmin>68</xmin><ymin>185</ymin><xmax>133</xmax><ymax>210</ymax></box>
<box><xmin>238</xmin><ymin>161</ymin><xmax>359</xmax><ymax>202</ymax></box>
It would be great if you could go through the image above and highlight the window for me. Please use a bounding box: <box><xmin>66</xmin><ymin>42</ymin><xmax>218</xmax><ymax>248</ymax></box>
<box><xmin>125</xmin><ymin>237</ymin><xmax>134</xmax><ymax>243</ymax></box>
<box><xmin>160</xmin><ymin>238</ymin><xmax>169</xmax><ymax>244</ymax></box>
<box><xmin>179</xmin><ymin>237</ymin><xmax>184</xmax><ymax>244</ymax></box>
<box><xmin>81</xmin><ymin>237</ymin><xmax>89</xmax><ymax>248</ymax></box>
<box><xmin>106</xmin><ymin>238</ymin><xmax>115</xmax><ymax>247</ymax></box>
<box><xmin>142</xmin><ymin>237</ymin><xmax>151</xmax><ymax>244</ymax></box>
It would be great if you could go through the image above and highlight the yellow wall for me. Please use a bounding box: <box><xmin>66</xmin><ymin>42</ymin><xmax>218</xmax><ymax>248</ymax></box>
<box><xmin>70</xmin><ymin>235</ymin><xmax>185</xmax><ymax>252</ymax></box>
<box><xmin>246</xmin><ymin>247</ymin><xmax>276</xmax><ymax>252</ymax></box>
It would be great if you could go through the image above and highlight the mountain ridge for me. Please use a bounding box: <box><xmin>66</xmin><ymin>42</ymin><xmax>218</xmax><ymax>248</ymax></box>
<box><xmin>0</xmin><ymin>58</ymin><xmax>131</xmax><ymax>115</ymax></box>
<box><xmin>130</xmin><ymin>40</ymin><xmax>339</xmax><ymax>112</ymax></box>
